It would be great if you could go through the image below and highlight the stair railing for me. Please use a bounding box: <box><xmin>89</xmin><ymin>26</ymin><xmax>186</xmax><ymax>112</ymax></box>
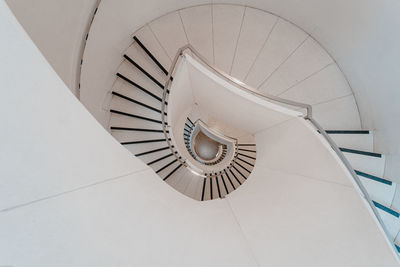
<box><xmin>161</xmin><ymin>44</ymin><xmax>399</xmax><ymax>259</ymax></box>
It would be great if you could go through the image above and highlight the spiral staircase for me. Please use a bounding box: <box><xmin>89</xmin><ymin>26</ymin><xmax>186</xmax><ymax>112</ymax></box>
<box><xmin>2</xmin><ymin>2</ymin><xmax>400</xmax><ymax>266</ymax></box>
<box><xmin>98</xmin><ymin>4</ymin><xmax>400</xmax><ymax>255</ymax></box>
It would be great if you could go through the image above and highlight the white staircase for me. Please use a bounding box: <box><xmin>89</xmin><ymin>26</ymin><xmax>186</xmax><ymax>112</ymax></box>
<box><xmin>93</xmin><ymin>3</ymin><xmax>400</xmax><ymax>254</ymax></box>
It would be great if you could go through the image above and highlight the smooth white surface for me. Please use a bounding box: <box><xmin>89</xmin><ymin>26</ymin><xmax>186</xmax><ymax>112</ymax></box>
<box><xmin>185</xmin><ymin>55</ymin><xmax>299</xmax><ymax>134</ymax></box>
<box><xmin>359</xmin><ymin>177</ymin><xmax>396</xmax><ymax>207</ymax></box>
<box><xmin>391</xmin><ymin>188</ymin><xmax>400</xmax><ymax>213</ymax></box>
<box><xmin>180</xmin><ymin>5</ymin><xmax>214</xmax><ymax>63</ymax></box>
<box><xmin>343</xmin><ymin>152</ymin><xmax>386</xmax><ymax>178</ymax></box>
<box><xmin>212</xmin><ymin>4</ymin><xmax>245</xmax><ymax>73</ymax></box>
<box><xmin>167</xmin><ymin>59</ymin><xmax>197</xmax><ymax>167</ymax></box>
<box><xmin>148</xmin><ymin>11</ymin><xmax>188</xmax><ymax>61</ymax></box>
<box><xmin>312</xmin><ymin>95</ymin><xmax>361</xmax><ymax>130</ymax></box>
<box><xmin>0</xmin><ymin>170</ymin><xmax>257</xmax><ymax>267</ymax></box>
<box><xmin>260</xmin><ymin>37</ymin><xmax>333</xmax><ymax>95</ymax></box>
<box><xmin>278</xmin><ymin>63</ymin><xmax>352</xmax><ymax>105</ymax></box>
<box><xmin>227</xmin><ymin>166</ymin><xmax>398</xmax><ymax>267</ymax></box>
<box><xmin>0</xmin><ymin>2</ymin><xmax>148</xmax><ymax>211</ymax></box>
<box><xmin>135</xmin><ymin>25</ymin><xmax>172</xmax><ymax>70</ymax></box>
<box><xmin>329</xmin><ymin>132</ymin><xmax>374</xmax><ymax>151</ymax></box>
<box><xmin>6</xmin><ymin>0</ymin><xmax>98</xmax><ymax>95</ymax></box>
<box><xmin>376</xmin><ymin>207</ymin><xmax>400</xmax><ymax>240</ymax></box>
<box><xmin>245</xmin><ymin>17</ymin><xmax>308</xmax><ymax>88</ymax></box>
<box><xmin>230</xmin><ymin>7</ymin><xmax>277</xmax><ymax>81</ymax></box>
<box><xmin>255</xmin><ymin>118</ymin><xmax>351</xmax><ymax>186</ymax></box>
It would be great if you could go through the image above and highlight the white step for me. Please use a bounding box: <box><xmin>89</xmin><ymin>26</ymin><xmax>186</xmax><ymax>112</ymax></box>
<box><xmin>342</xmin><ymin>150</ymin><xmax>385</xmax><ymax>178</ymax></box>
<box><xmin>328</xmin><ymin>131</ymin><xmax>373</xmax><ymax>151</ymax></box>
<box><xmin>124</xmin><ymin>42</ymin><xmax>167</xmax><ymax>86</ymax></box>
<box><xmin>184</xmin><ymin>172</ymin><xmax>203</xmax><ymax>200</ymax></box>
<box><xmin>164</xmin><ymin>164</ymin><xmax>187</xmax><ymax>188</ymax></box>
<box><xmin>375</xmin><ymin>203</ymin><xmax>400</xmax><ymax>240</ymax></box>
<box><xmin>388</xmin><ymin>187</ymin><xmax>400</xmax><ymax>212</ymax></box>
<box><xmin>173</xmin><ymin>169</ymin><xmax>194</xmax><ymax>194</ymax></box>
<box><xmin>358</xmin><ymin>175</ymin><xmax>396</xmax><ymax>207</ymax></box>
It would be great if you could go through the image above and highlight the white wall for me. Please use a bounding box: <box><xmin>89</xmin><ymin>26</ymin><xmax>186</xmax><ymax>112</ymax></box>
<box><xmin>5</xmin><ymin>0</ymin><xmax>99</xmax><ymax>96</ymax></box>
<box><xmin>0</xmin><ymin>0</ymin><xmax>148</xmax><ymax>212</ymax></box>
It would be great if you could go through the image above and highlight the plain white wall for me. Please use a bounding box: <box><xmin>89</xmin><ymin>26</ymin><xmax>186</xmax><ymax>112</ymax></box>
<box><xmin>5</xmin><ymin>0</ymin><xmax>99</xmax><ymax>96</ymax></box>
<box><xmin>0</xmin><ymin>0</ymin><xmax>149</xmax><ymax>211</ymax></box>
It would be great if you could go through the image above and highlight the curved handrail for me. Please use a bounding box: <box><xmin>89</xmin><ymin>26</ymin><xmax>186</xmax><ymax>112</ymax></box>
<box><xmin>161</xmin><ymin>44</ymin><xmax>310</xmax><ymax>178</ymax></box>
<box><xmin>160</xmin><ymin>44</ymin><xmax>400</xmax><ymax>259</ymax></box>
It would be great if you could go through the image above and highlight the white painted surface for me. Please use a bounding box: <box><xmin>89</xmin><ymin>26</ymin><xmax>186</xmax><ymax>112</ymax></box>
<box><xmin>312</xmin><ymin>95</ymin><xmax>361</xmax><ymax>130</ymax></box>
<box><xmin>329</xmin><ymin>132</ymin><xmax>374</xmax><ymax>151</ymax></box>
<box><xmin>212</xmin><ymin>4</ymin><xmax>245</xmax><ymax>73</ymax></box>
<box><xmin>135</xmin><ymin>25</ymin><xmax>172</xmax><ymax>70</ymax></box>
<box><xmin>255</xmin><ymin>118</ymin><xmax>352</xmax><ymax>186</ymax></box>
<box><xmin>227</xmin><ymin>166</ymin><xmax>398</xmax><ymax>266</ymax></box>
<box><xmin>5</xmin><ymin>0</ymin><xmax>98</xmax><ymax>95</ymax></box>
<box><xmin>0</xmin><ymin>2</ymin><xmax>148</xmax><ymax>211</ymax></box>
<box><xmin>167</xmin><ymin>59</ymin><xmax>196</xmax><ymax>166</ymax></box>
<box><xmin>245</xmin><ymin>18</ymin><xmax>307</xmax><ymax>88</ymax></box>
<box><xmin>391</xmin><ymin>188</ymin><xmax>400</xmax><ymax>214</ymax></box>
<box><xmin>260</xmin><ymin>37</ymin><xmax>333</xmax><ymax>95</ymax></box>
<box><xmin>0</xmin><ymin>170</ymin><xmax>257</xmax><ymax>267</ymax></box>
<box><xmin>376</xmin><ymin>207</ymin><xmax>400</xmax><ymax>240</ymax></box>
<box><xmin>343</xmin><ymin>152</ymin><xmax>386</xmax><ymax>178</ymax></box>
<box><xmin>180</xmin><ymin>5</ymin><xmax>214</xmax><ymax>63</ymax></box>
<box><xmin>278</xmin><ymin>63</ymin><xmax>352</xmax><ymax>105</ymax></box>
<box><xmin>359</xmin><ymin>177</ymin><xmax>396</xmax><ymax>207</ymax></box>
<box><xmin>185</xmin><ymin>54</ymin><xmax>300</xmax><ymax>134</ymax></box>
<box><xmin>230</xmin><ymin>7</ymin><xmax>277</xmax><ymax>81</ymax></box>
<box><xmin>148</xmin><ymin>11</ymin><xmax>188</xmax><ymax>61</ymax></box>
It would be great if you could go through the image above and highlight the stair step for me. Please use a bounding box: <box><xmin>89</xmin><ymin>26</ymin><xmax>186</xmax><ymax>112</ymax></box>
<box><xmin>327</xmin><ymin>131</ymin><xmax>373</xmax><ymax>151</ymax></box>
<box><xmin>357</xmin><ymin>172</ymin><xmax>396</xmax><ymax>207</ymax></box>
<box><xmin>185</xmin><ymin>174</ymin><xmax>203</xmax><ymax>200</ymax></box>
<box><xmin>175</xmin><ymin>170</ymin><xmax>196</xmax><ymax>196</ymax></box>
<box><xmin>110</xmin><ymin>109</ymin><xmax>162</xmax><ymax>124</ymax></box>
<box><xmin>339</xmin><ymin>147</ymin><xmax>381</xmax><ymax>158</ymax></box>
<box><xmin>124</xmin><ymin>54</ymin><xmax>165</xmax><ymax>90</ymax></box>
<box><xmin>342</xmin><ymin>150</ymin><xmax>385</xmax><ymax>178</ymax></box>
<box><xmin>133</xmin><ymin>36</ymin><xmax>169</xmax><ymax>76</ymax></box>
<box><xmin>164</xmin><ymin>165</ymin><xmax>187</xmax><ymax>187</ymax></box>
<box><xmin>163</xmin><ymin>163</ymin><xmax>183</xmax><ymax>181</ymax></box>
<box><xmin>116</xmin><ymin>72</ymin><xmax>164</xmax><ymax>103</ymax></box>
<box><xmin>373</xmin><ymin>201</ymin><xmax>399</xmax><ymax>217</ymax></box>
<box><xmin>374</xmin><ymin>201</ymin><xmax>400</xmax><ymax>240</ymax></box>
<box><xmin>355</xmin><ymin>170</ymin><xmax>392</xmax><ymax>185</ymax></box>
